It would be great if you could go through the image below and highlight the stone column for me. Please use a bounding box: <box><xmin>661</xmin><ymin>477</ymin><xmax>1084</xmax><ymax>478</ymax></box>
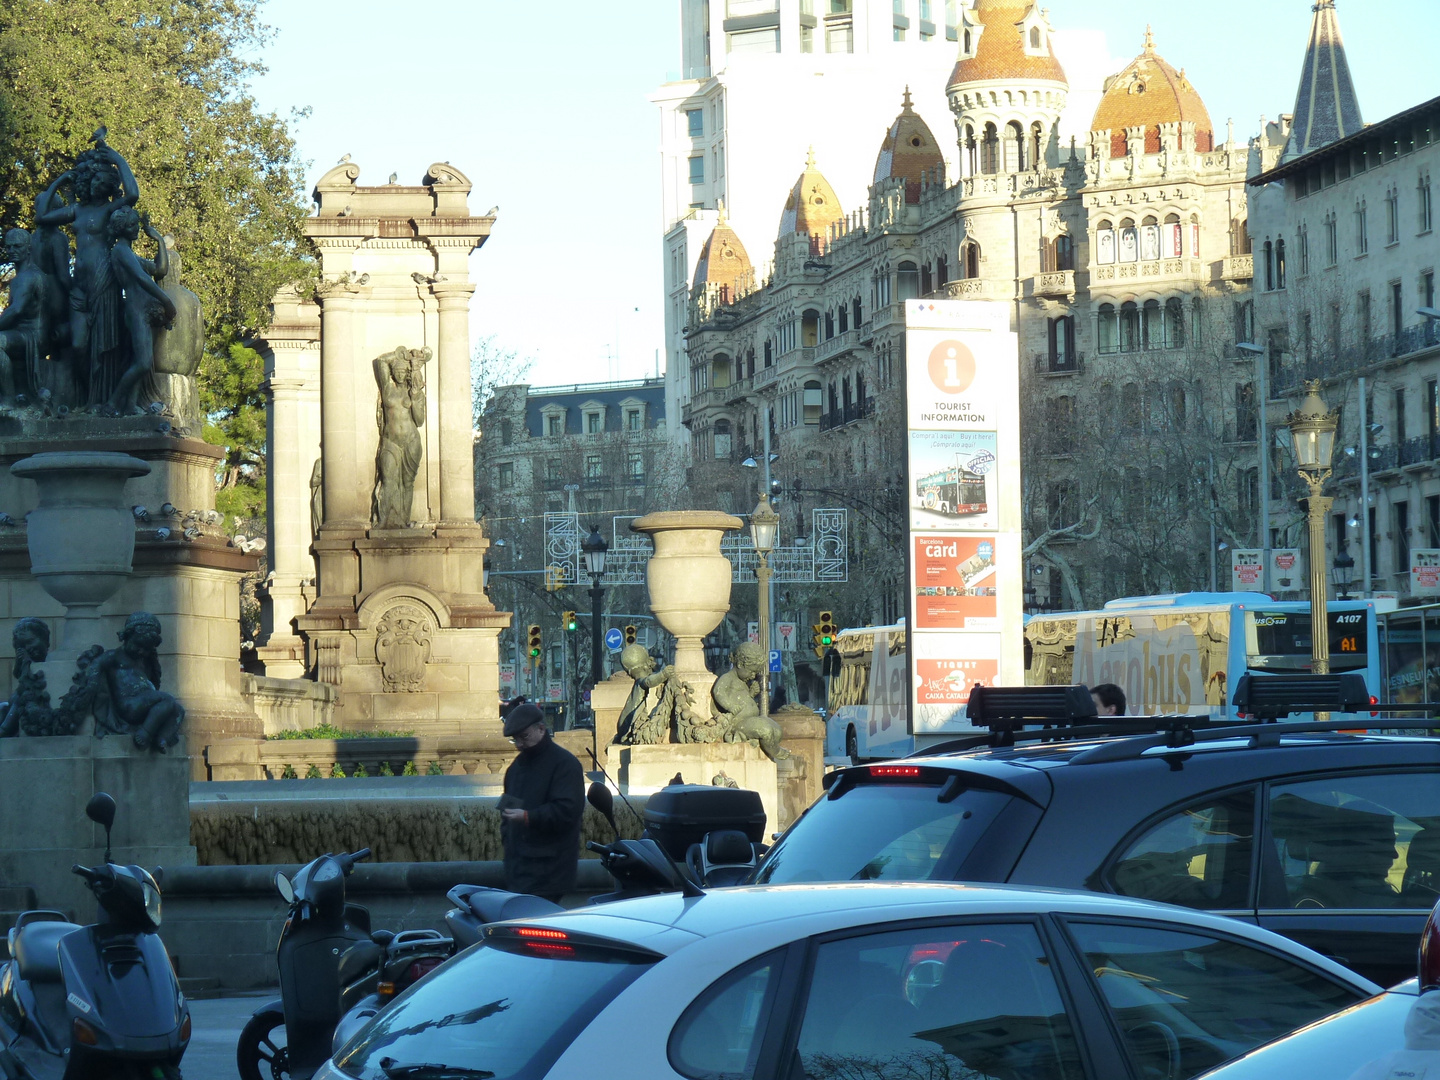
<box><xmin>316</xmin><ymin>284</ymin><xmax>366</xmax><ymax>530</ymax></box>
<box><xmin>258</xmin><ymin>375</ymin><xmax>308</xmax><ymax>676</ymax></box>
<box><xmin>431</xmin><ymin>281</ymin><xmax>477</xmax><ymax>526</ymax></box>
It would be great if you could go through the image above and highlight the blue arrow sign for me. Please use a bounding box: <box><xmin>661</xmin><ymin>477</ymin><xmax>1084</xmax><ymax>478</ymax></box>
<box><xmin>769</xmin><ymin>650</ymin><xmax>782</xmax><ymax>673</ymax></box>
<box><xmin>604</xmin><ymin>627</ymin><xmax>624</xmax><ymax>652</ymax></box>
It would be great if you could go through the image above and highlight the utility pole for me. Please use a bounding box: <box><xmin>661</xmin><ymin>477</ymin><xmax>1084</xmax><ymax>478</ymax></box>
<box><xmin>1359</xmin><ymin>375</ymin><xmax>1371</xmax><ymax>598</ymax></box>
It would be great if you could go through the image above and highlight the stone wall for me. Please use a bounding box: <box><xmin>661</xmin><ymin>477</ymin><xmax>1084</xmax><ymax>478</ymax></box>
<box><xmin>241</xmin><ymin>674</ymin><xmax>337</xmax><ymax>736</ymax></box>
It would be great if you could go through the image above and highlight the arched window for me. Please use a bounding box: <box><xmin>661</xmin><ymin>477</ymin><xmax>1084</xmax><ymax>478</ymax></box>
<box><xmin>1276</xmin><ymin>238</ymin><xmax>1287</xmax><ymax>289</ymax></box>
<box><xmin>962</xmin><ymin>241</ymin><xmax>981</xmax><ymax>279</ymax></box>
<box><xmin>1029</xmin><ymin>26</ymin><xmax>1040</xmax><ymax>48</ymax></box>
<box><xmin>936</xmin><ymin>255</ymin><xmax>949</xmax><ymax>285</ymax></box>
<box><xmin>824</xmin><ymin>310</ymin><xmax>835</xmax><ymax>339</ymax></box>
<box><xmin>801</xmin><ymin>309</ymin><xmax>820</xmax><ymax>347</ymax></box>
<box><xmin>964</xmin><ymin>125</ymin><xmax>977</xmax><ymax>176</ymax></box>
<box><xmin>1098</xmin><ymin>304</ymin><xmax>1119</xmax><ymax>354</ymax></box>
<box><xmin>920</xmin><ymin>262</ymin><xmax>933</xmax><ymax>295</ymax></box>
<box><xmin>897</xmin><ymin>261</ymin><xmax>920</xmax><ymax>301</ymax></box>
<box><xmin>1140</xmin><ymin>215</ymin><xmax>1160</xmax><ymax>260</ymax></box>
<box><xmin>745</xmin><ymin>349</ymin><xmax>755</xmax><ymax>378</ymax></box>
<box><xmin>1190</xmin><ymin>213</ymin><xmax>1201</xmax><ymax>257</ymax></box>
<box><xmin>981</xmin><ymin>123</ymin><xmax>1000</xmax><ymax>174</ymax></box>
<box><xmin>963</xmin><ymin>28</ymin><xmax>971</xmax><ymax>53</ymax></box>
<box><xmin>803</xmin><ymin>380</ymin><xmax>823</xmax><ymax>425</ymax></box>
<box><xmin>1048</xmin><ymin>315</ymin><xmax>1075</xmax><ymax>368</ymax></box>
<box><xmin>853</xmin><ymin>297</ymin><xmax>862</xmax><ymax>326</ymax></box>
<box><xmin>1231</xmin><ymin>217</ymin><xmax>1251</xmax><ymax>256</ymax></box>
<box><xmin>763</xmin><ymin>339</ymin><xmax>773</xmax><ymax>367</ymax></box>
<box><xmin>1263</xmin><ymin>239</ymin><xmax>1274</xmax><ymax>291</ymax></box>
<box><xmin>1005</xmin><ymin>121</ymin><xmax>1025</xmax><ymax>172</ymax></box>
<box><xmin>1141</xmin><ymin>299</ymin><xmax>1161</xmax><ymax>349</ymax></box>
<box><xmin>1163</xmin><ymin>213</ymin><xmax>1181</xmax><ymax>258</ymax></box>
<box><xmin>1119</xmin><ymin>301</ymin><xmax>1140</xmax><ymax>352</ymax></box>
<box><xmin>1030</xmin><ymin>122</ymin><xmax>1044</xmax><ymax>170</ymax></box>
<box><xmin>1119</xmin><ymin>218</ymin><xmax>1139</xmax><ymax>262</ymax></box>
<box><xmin>838</xmin><ymin>304</ymin><xmax>848</xmax><ymax>333</ymax></box>
<box><xmin>1053</xmin><ymin>234</ymin><xmax>1074</xmax><ymax>271</ymax></box>
<box><xmin>1096</xmin><ymin>219</ymin><xmax>1116</xmax><ymax>264</ymax></box>
<box><xmin>1164</xmin><ymin>298</ymin><xmax>1185</xmax><ymax>348</ymax></box>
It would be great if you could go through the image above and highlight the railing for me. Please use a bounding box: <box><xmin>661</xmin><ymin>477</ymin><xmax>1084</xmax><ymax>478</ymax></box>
<box><xmin>819</xmin><ymin>397</ymin><xmax>876</xmax><ymax>431</ymax></box>
<box><xmin>1271</xmin><ymin>321</ymin><xmax>1440</xmax><ymax>394</ymax></box>
<box><xmin>815</xmin><ymin>327</ymin><xmax>862</xmax><ymax>365</ymax></box>
<box><xmin>868</xmin><ymin>302</ymin><xmax>901</xmax><ymax>333</ymax></box>
<box><xmin>1222</xmin><ymin>254</ymin><xmax>1254</xmax><ymax>281</ymax></box>
<box><xmin>934</xmin><ymin>278</ymin><xmax>1003</xmax><ymax>300</ymax></box>
<box><xmin>754</xmin><ymin>365</ymin><xmax>779</xmax><ymax>390</ymax></box>
<box><xmin>1033</xmin><ymin>352</ymin><xmax>1085</xmax><ymax>375</ymax></box>
<box><xmin>1032</xmin><ymin>270</ymin><xmax>1075</xmax><ymax>298</ymax></box>
<box><xmin>1092</xmin><ymin>257</ymin><xmax>1202</xmax><ymax>283</ymax></box>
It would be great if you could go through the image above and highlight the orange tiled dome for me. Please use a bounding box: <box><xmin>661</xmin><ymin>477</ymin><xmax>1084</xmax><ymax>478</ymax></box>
<box><xmin>778</xmin><ymin>149</ymin><xmax>844</xmax><ymax>243</ymax></box>
<box><xmin>948</xmin><ymin>0</ymin><xmax>1067</xmax><ymax>89</ymax></box>
<box><xmin>1091</xmin><ymin>27</ymin><xmax>1214</xmax><ymax>156</ymax></box>
<box><xmin>874</xmin><ymin>88</ymin><xmax>945</xmax><ymax>196</ymax></box>
<box><xmin>692</xmin><ymin>206</ymin><xmax>753</xmax><ymax>296</ymax></box>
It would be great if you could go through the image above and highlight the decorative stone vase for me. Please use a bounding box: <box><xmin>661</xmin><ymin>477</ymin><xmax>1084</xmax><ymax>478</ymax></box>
<box><xmin>631</xmin><ymin>511</ymin><xmax>742</xmax><ymax>716</ymax></box>
<box><xmin>10</xmin><ymin>452</ymin><xmax>151</xmax><ymax>650</ymax></box>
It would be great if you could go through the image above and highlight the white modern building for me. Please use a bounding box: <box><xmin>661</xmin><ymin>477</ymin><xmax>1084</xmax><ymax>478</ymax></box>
<box><xmin>654</xmin><ymin>0</ymin><xmax>1112</xmax><ymax>438</ymax></box>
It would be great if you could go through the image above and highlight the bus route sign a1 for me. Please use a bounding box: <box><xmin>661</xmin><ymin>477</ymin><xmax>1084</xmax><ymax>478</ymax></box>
<box><xmin>903</xmin><ymin>299</ymin><xmax>1022</xmax><ymax>735</ymax></box>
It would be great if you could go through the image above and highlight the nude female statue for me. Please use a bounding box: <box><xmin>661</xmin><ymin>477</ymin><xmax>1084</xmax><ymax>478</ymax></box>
<box><xmin>105</xmin><ymin>207</ymin><xmax>176</xmax><ymax>414</ymax></box>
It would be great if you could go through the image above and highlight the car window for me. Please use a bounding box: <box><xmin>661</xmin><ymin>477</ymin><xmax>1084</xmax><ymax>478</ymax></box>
<box><xmin>790</xmin><ymin>923</ymin><xmax>1084</xmax><ymax>1080</ymax></box>
<box><xmin>1267</xmin><ymin>773</ymin><xmax>1440</xmax><ymax>910</ymax></box>
<box><xmin>1067</xmin><ymin>921</ymin><xmax>1361</xmax><ymax>1080</ymax></box>
<box><xmin>755</xmin><ymin>781</ymin><xmax>1015</xmax><ymax>884</ymax></box>
<box><xmin>1107</xmin><ymin>789</ymin><xmax>1255</xmax><ymax>910</ymax></box>
<box><xmin>669</xmin><ymin>949</ymin><xmax>785</xmax><ymax>1080</ymax></box>
<box><xmin>333</xmin><ymin>936</ymin><xmax>653</xmax><ymax>1080</ymax></box>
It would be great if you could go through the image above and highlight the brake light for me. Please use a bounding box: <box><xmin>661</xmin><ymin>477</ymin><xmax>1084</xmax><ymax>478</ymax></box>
<box><xmin>1371</xmin><ymin>695</ymin><xmax>1379</xmax><ymax>718</ymax></box>
<box><xmin>1421</xmin><ymin>898</ymin><xmax>1440</xmax><ymax>991</ymax></box>
<box><xmin>514</xmin><ymin>927</ymin><xmax>569</xmax><ymax>941</ymax></box>
<box><xmin>400</xmin><ymin>957</ymin><xmax>444</xmax><ymax>986</ymax></box>
<box><xmin>868</xmin><ymin>765</ymin><xmax>921</xmax><ymax>778</ymax></box>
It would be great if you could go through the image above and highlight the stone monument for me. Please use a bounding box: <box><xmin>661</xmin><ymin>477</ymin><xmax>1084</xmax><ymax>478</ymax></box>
<box><xmin>252</xmin><ymin>163</ymin><xmax>508</xmax><ymax>733</ymax></box>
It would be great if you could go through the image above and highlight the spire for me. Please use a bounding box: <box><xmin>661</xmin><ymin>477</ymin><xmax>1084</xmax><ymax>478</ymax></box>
<box><xmin>902</xmin><ymin>85</ymin><xmax>914</xmax><ymax>111</ymax></box>
<box><xmin>1143</xmin><ymin>24</ymin><xmax>1155</xmax><ymax>54</ymax></box>
<box><xmin>806</xmin><ymin>144</ymin><xmax>816</xmax><ymax>168</ymax></box>
<box><xmin>1284</xmin><ymin>0</ymin><xmax>1363</xmax><ymax>162</ymax></box>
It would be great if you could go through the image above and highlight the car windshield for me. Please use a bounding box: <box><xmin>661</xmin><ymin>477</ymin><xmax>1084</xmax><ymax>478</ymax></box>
<box><xmin>755</xmin><ymin>781</ymin><xmax>1013</xmax><ymax>884</ymax></box>
<box><xmin>333</xmin><ymin>938</ymin><xmax>653</xmax><ymax>1080</ymax></box>
<box><xmin>1193</xmin><ymin>988</ymin><xmax>1418</xmax><ymax>1079</ymax></box>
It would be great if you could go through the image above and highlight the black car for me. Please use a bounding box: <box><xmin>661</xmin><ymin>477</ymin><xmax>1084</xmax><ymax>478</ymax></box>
<box><xmin>755</xmin><ymin>705</ymin><xmax>1440</xmax><ymax>987</ymax></box>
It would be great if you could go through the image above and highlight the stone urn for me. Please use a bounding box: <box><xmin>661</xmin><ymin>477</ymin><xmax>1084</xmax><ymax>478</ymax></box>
<box><xmin>631</xmin><ymin>510</ymin><xmax>743</xmax><ymax>715</ymax></box>
<box><xmin>10</xmin><ymin>452</ymin><xmax>151</xmax><ymax>651</ymax></box>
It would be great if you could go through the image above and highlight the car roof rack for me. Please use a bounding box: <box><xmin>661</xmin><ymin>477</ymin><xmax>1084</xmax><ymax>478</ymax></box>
<box><xmin>1069</xmin><ymin>715</ymin><xmax>1440</xmax><ymax>766</ymax></box>
<box><xmin>1231</xmin><ymin>672</ymin><xmax>1372</xmax><ymax>719</ymax></box>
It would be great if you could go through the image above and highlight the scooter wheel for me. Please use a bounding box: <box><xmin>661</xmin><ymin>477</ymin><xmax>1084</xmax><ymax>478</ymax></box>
<box><xmin>237</xmin><ymin>1008</ymin><xmax>289</xmax><ymax>1080</ymax></box>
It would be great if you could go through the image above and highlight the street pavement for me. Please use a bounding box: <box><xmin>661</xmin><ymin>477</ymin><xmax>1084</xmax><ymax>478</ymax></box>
<box><xmin>186</xmin><ymin>991</ymin><xmax>276</xmax><ymax>1080</ymax></box>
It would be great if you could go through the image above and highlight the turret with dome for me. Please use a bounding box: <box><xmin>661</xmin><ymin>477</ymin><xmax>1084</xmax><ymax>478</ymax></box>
<box><xmin>1091</xmin><ymin>27</ymin><xmax>1215</xmax><ymax>157</ymax></box>
<box><xmin>777</xmin><ymin>148</ymin><xmax>845</xmax><ymax>251</ymax></box>
<box><xmin>874</xmin><ymin>88</ymin><xmax>945</xmax><ymax>203</ymax></box>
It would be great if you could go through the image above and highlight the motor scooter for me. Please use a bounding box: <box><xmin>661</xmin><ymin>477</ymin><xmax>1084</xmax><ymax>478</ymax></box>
<box><xmin>237</xmin><ymin>848</ymin><xmax>388</xmax><ymax>1080</ymax></box>
<box><xmin>325</xmin><ymin>927</ymin><xmax>454</xmax><ymax>1059</ymax></box>
<box><xmin>0</xmin><ymin>792</ymin><xmax>189</xmax><ymax>1080</ymax></box>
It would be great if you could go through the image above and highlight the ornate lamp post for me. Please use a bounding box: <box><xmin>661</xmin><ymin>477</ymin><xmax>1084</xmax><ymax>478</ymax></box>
<box><xmin>1286</xmin><ymin>381</ymin><xmax>1339</xmax><ymax>674</ymax></box>
<box><xmin>582</xmin><ymin>525</ymin><xmax>609</xmax><ymax>688</ymax></box>
<box><xmin>750</xmin><ymin>494</ymin><xmax>780</xmax><ymax>719</ymax></box>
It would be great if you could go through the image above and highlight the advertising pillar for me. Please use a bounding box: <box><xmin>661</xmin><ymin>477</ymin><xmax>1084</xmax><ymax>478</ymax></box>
<box><xmin>904</xmin><ymin>300</ymin><xmax>1022</xmax><ymax>735</ymax></box>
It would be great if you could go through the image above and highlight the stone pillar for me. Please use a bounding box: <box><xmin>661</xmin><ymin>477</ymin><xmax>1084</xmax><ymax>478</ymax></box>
<box><xmin>316</xmin><ymin>285</ymin><xmax>366</xmax><ymax>530</ymax></box>
<box><xmin>431</xmin><ymin>282</ymin><xmax>477</xmax><ymax>526</ymax></box>
<box><xmin>777</xmin><ymin>703</ymin><xmax>826</xmax><ymax>830</ymax></box>
<box><xmin>257</xmin><ymin>376</ymin><xmax>308</xmax><ymax>677</ymax></box>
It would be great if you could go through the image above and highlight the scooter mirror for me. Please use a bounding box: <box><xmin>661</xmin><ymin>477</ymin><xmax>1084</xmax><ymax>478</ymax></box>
<box><xmin>85</xmin><ymin>792</ymin><xmax>116</xmax><ymax>830</ymax></box>
<box><xmin>275</xmin><ymin>870</ymin><xmax>296</xmax><ymax>904</ymax></box>
<box><xmin>587</xmin><ymin>783</ymin><xmax>619</xmax><ymax>837</ymax></box>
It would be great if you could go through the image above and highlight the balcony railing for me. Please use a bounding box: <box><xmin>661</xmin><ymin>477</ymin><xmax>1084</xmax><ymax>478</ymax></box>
<box><xmin>1031</xmin><ymin>269</ymin><xmax>1075</xmax><ymax>299</ymax></box>
<box><xmin>1092</xmin><ymin>257</ymin><xmax>1203</xmax><ymax>284</ymax></box>
<box><xmin>819</xmin><ymin>396</ymin><xmax>876</xmax><ymax>431</ymax></box>
<box><xmin>1222</xmin><ymin>254</ymin><xmax>1254</xmax><ymax>281</ymax></box>
<box><xmin>1271</xmin><ymin>321</ymin><xmax>1440</xmax><ymax>394</ymax></box>
<box><xmin>815</xmin><ymin>327</ymin><xmax>862</xmax><ymax>365</ymax></box>
<box><xmin>1033</xmin><ymin>352</ymin><xmax>1085</xmax><ymax>375</ymax></box>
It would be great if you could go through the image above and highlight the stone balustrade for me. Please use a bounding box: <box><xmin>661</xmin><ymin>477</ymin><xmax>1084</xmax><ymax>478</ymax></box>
<box><xmin>1032</xmin><ymin>269</ymin><xmax>1076</xmax><ymax>299</ymax></box>
<box><xmin>1222</xmin><ymin>254</ymin><xmax>1255</xmax><ymax>281</ymax></box>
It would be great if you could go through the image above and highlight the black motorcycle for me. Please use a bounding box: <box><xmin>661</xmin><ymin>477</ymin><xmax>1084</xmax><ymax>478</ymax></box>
<box><xmin>237</xmin><ymin>848</ymin><xmax>392</xmax><ymax>1080</ymax></box>
<box><xmin>0</xmin><ymin>792</ymin><xmax>189</xmax><ymax>1080</ymax></box>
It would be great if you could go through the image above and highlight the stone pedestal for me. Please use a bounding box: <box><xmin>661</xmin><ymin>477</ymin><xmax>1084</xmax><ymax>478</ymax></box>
<box><xmin>777</xmin><ymin>704</ymin><xmax>826</xmax><ymax>830</ymax></box>
<box><xmin>0</xmin><ymin>422</ymin><xmax>263</xmax><ymax>780</ymax></box>
<box><xmin>590</xmin><ymin>670</ymin><xmax>635</xmax><ymax>752</ymax></box>
<box><xmin>0</xmin><ymin>736</ymin><xmax>196</xmax><ymax>919</ymax></box>
<box><xmin>605</xmin><ymin>742</ymin><xmax>780</xmax><ymax>841</ymax></box>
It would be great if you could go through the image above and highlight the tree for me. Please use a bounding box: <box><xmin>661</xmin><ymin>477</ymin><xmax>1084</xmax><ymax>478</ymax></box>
<box><xmin>472</xmin><ymin>335</ymin><xmax>535</xmax><ymax>428</ymax></box>
<box><xmin>0</xmin><ymin>0</ymin><xmax>312</xmax><ymax>527</ymax></box>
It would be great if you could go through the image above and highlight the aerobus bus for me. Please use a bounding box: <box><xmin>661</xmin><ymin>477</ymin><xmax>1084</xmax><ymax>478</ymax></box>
<box><xmin>1024</xmin><ymin>592</ymin><xmax>1382</xmax><ymax>717</ymax></box>
<box><xmin>914</xmin><ymin>463</ymin><xmax>987</xmax><ymax>518</ymax></box>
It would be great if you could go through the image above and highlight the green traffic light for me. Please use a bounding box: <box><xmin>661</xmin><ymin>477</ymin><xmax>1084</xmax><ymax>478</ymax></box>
<box><xmin>821</xmin><ymin>635</ymin><xmax>833</xmax><ymax>645</ymax></box>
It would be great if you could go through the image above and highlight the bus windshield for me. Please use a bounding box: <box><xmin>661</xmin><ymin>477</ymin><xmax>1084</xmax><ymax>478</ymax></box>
<box><xmin>1245</xmin><ymin>610</ymin><xmax>1369</xmax><ymax>673</ymax></box>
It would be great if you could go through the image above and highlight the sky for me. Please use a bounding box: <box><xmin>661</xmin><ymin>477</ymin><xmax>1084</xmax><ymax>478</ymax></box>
<box><xmin>249</xmin><ymin>0</ymin><xmax>1437</xmax><ymax>389</ymax></box>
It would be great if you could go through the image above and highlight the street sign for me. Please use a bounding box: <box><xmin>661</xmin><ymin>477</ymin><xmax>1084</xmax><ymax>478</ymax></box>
<box><xmin>769</xmin><ymin>650</ymin><xmax>782</xmax><ymax>673</ymax></box>
<box><xmin>776</xmin><ymin>622</ymin><xmax>796</xmax><ymax>651</ymax></box>
<box><xmin>499</xmin><ymin>663</ymin><xmax>516</xmax><ymax>695</ymax></box>
<box><xmin>604</xmin><ymin>627</ymin><xmax>624</xmax><ymax>652</ymax></box>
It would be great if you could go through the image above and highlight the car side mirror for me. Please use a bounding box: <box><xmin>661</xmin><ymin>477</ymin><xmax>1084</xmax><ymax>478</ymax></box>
<box><xmin>587</xmin><ymin>782</ymin><xmax>619</xmax><ymax>838</ymax></box>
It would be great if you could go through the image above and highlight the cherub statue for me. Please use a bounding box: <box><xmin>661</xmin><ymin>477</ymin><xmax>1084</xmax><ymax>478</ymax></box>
<box><xmin>0</xmin><ymin>229</ymin><xmax>52</xmax><ymax>402</ymax></box>
<box><xmin>0</xmin><ymin>617</ymin><xmax>55</xmax><ymax>737</ymax></box>
<box><xmin>613</xmin><ymin>644</ymin><xmax>674</xmax><ymax>745</ymax></box>
<box><xmin>711</xmin><ymin>642</ymin><xmax>787</xmax><ymax>762</ymax></box>
<box><xmin>82</xmin><ymin>612</ymin><xmax>185</xmax><ymax>752</ymax></box>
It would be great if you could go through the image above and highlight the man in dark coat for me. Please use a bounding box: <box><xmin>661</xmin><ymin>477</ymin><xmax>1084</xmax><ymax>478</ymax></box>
<box><xmin>500</xmin><ymin>701</ymin><xmax>584</xmax><ymax>902</ymax></box>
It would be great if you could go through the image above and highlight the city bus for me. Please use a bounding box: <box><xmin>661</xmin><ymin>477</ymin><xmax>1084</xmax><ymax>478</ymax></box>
<box><xmin>823</xmin><ymin>622</ymin><xmax>911</xmax><ymax>765</ymax></box>
<box><xmin>1024</xmin><ymin>592</ymin><xmax>1382</xmax><ymax>717</ymax></box>
<box><xmin>914</xmin><ymin>464</ymin><xmax>987</xmax><ymax>518</ymax></box>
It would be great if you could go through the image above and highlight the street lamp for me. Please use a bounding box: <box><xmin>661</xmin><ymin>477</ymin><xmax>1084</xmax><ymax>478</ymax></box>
<box><xmin>581</xmin><ymin>524</ymin><xmax>609</xmax><ymax>688</ymax></box>
<box><xmin>1285</xmin><ymin>380</ymin><xmax>1339</xmax><ymax>674</ymax></box>
<box><xmin>750</xmin><ymin>494</ymin><xmax>780</xmax><ymax>719</ymax></box>
<box><xmin>1332</xmin><ymin>545</ymin><xmax>1355</xmax><ymax>601</ymax></box>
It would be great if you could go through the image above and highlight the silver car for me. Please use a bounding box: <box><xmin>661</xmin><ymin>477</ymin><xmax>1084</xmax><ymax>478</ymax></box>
<box><xmin>317</xmin><ymin>883</ymin><xmax>1378</xmax><ymax>1080</ymax></box>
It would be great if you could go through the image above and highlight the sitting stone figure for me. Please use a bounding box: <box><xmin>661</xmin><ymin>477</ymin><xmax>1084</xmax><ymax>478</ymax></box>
<box><xmin>710</xmin><ymin>642</ymin><xmax>787</xmax><ymax>762</ymax></box>
<box><xmin>0</xmin><ymin>617</ymin><xmax>56</xmax><ymax>737</ymax></box>
<box><xmin>72</xmin><ymin>613</ymin><xmax>185</xmax><ymax>752</ymax></box>
<box><xmin>614</xmin><ymin>644</ymin><xmax>675</xmax><ymax>745</ymax></box>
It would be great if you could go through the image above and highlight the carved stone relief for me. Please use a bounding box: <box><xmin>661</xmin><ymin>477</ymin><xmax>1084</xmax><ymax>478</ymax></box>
<box><xmin>375</xmin><ymin>604</ymin><xmax>433</xmax><ymax>692</ymax></box>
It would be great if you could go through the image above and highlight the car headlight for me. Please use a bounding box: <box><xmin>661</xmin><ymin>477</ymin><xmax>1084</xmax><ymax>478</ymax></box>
<box><xmin>143</xmin><ymin>881</ymin><xmax>163</xmax><ymax>928</ymax></box>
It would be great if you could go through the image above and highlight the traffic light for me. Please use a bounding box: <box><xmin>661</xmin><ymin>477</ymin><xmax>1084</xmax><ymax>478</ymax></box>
<box><xmin>527</xmin><ymin>624</ymin><xmax>542</xmax><ymax>661</ymax></box>
<box><xmin>562</xmin><ymin>610</ymin><xmax>578</xmax><ymax>632</ymax></box>
<box><xmin>812</xmin><ymin>610</ymin><xmax>837</xmax><ymax>657</ymax></box>
<box><xmin>624</xmin><ymin>624</ymin><xmax>637</xmax><ymax>646</ymax></box>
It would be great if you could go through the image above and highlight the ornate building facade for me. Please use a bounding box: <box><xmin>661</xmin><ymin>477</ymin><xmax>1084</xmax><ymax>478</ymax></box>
<box><xmin>681</xmin><ymin>0</ymin><xmax>1259</xmax><ymax>617</ymax></box>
